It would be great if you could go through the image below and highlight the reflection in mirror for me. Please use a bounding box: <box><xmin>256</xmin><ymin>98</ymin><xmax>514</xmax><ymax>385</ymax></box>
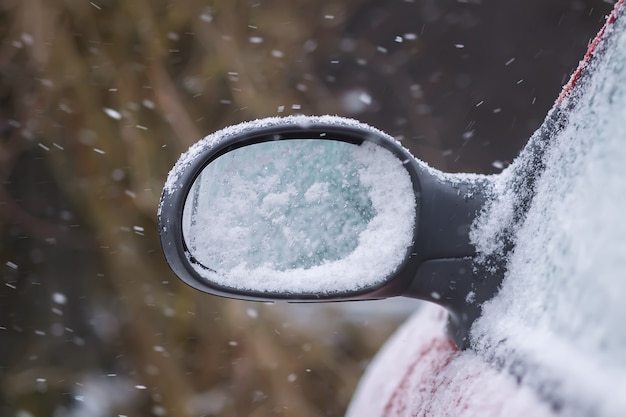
<box><xmin>182</xmin><ymin>139</ymin><xmax>416</xmax><ymax>295</ymax></box>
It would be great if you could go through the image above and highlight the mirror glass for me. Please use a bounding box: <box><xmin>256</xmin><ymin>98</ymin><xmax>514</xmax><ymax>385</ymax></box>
<box><xmin>182</xmin><ymin>139</ymin><xmax>416</xmax><ymax>295</ymax></box>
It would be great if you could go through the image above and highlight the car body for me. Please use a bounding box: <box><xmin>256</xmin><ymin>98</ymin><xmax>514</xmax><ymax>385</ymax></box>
<box><xmin>347</xmin><ymin>1</ymin><xmax>626</xmax><ymax>416</ymax></box>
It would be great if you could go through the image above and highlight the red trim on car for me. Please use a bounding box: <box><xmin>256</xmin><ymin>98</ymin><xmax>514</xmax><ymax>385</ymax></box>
<box><xmin>382</xmin><ymin>337</ymin><xmax>458</xmax><ymax>417</ymax></box>
<box><xmin>557</xmin><ymin>0</ymin><xmax>625</xmax><ymax>104</ymax></box>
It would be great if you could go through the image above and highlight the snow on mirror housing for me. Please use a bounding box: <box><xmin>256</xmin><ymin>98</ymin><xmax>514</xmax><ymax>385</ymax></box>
<box><xmin>159</xmin><ymin>116</ymin><xmax>497</xmax><ymax>348</ymax></box>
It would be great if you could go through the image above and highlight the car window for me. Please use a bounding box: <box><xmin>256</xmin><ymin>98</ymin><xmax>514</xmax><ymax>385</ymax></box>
<box><xmin>470</xmin><ymin>4</ymin><xmax>626</xmax><ymax>415</ymax></box>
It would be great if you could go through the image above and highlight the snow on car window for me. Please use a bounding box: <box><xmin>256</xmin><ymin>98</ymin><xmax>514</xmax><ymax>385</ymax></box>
<box><xmin>470</xmin><ymin>7</ymin><xmax>626</xmax><ymax>416</ymax></box>
<box><xmin>182</xmin><ymin>137</ymin><xmax>416</xmax><ymax>294</ymax></box>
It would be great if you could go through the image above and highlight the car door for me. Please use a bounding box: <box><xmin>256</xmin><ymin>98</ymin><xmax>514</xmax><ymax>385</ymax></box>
<box><xmin>348</xmin><ymin>1</ymin><xmax>626</xmax><ymax>416</ymax></box>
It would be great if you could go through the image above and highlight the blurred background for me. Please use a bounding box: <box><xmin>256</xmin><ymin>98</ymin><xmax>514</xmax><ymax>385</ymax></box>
<box><xmin>0</xmin><ymin>0</ymin><xmax>614</xmax><ymax>416</ymax></box>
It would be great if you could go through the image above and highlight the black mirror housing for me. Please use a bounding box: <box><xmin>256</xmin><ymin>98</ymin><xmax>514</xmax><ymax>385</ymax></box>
<box><xmin>159</xmin><ymin>115</ymin><xmax>497</xmax><ymax>348</ymax></box>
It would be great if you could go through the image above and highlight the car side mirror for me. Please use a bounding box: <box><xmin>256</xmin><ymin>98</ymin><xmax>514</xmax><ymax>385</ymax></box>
<box><xmin>159</xmin><ymin>115</ymin><xmax>497</xmax><ymax>348</ymax></box>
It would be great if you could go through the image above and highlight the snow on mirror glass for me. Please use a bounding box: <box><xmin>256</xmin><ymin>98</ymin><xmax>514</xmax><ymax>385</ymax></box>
<box><xmin>182</xmin><ymin>139</ymin><xmax>416</xmax><ymax>295</ymax></box>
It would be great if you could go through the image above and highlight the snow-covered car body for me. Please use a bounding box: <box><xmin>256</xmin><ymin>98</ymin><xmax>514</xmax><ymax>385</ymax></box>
<box><xmin>348</xmin><ymin>1</ymin><xmax>626</xmax><ymax>416</ymax></box>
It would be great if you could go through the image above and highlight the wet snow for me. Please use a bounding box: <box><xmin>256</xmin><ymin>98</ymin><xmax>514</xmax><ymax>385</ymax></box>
<box><xmin>103</xmin><ymin>108</ymin><xmax>122</xmax><ymax>120</ymax></box>
<box><xmin>52</xmin><ymin>292</ymin><xmax>67</xmax><ymax>305</ymax></box>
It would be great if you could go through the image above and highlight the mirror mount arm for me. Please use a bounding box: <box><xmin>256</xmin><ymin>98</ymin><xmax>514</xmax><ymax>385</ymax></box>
<box><xmin>413</xmin><ymin>170</ymin><xmax>490</xmax><ymax>261</ymax></box>
<box><xmin>402</xmin><ymin>172</ymin><xmax>503</xmax><ymax>349</ymax></box>
<box><xmin>406</xmin><ymin>257</ymin><xmax>502</xmax><ymax>349</ymax></box>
